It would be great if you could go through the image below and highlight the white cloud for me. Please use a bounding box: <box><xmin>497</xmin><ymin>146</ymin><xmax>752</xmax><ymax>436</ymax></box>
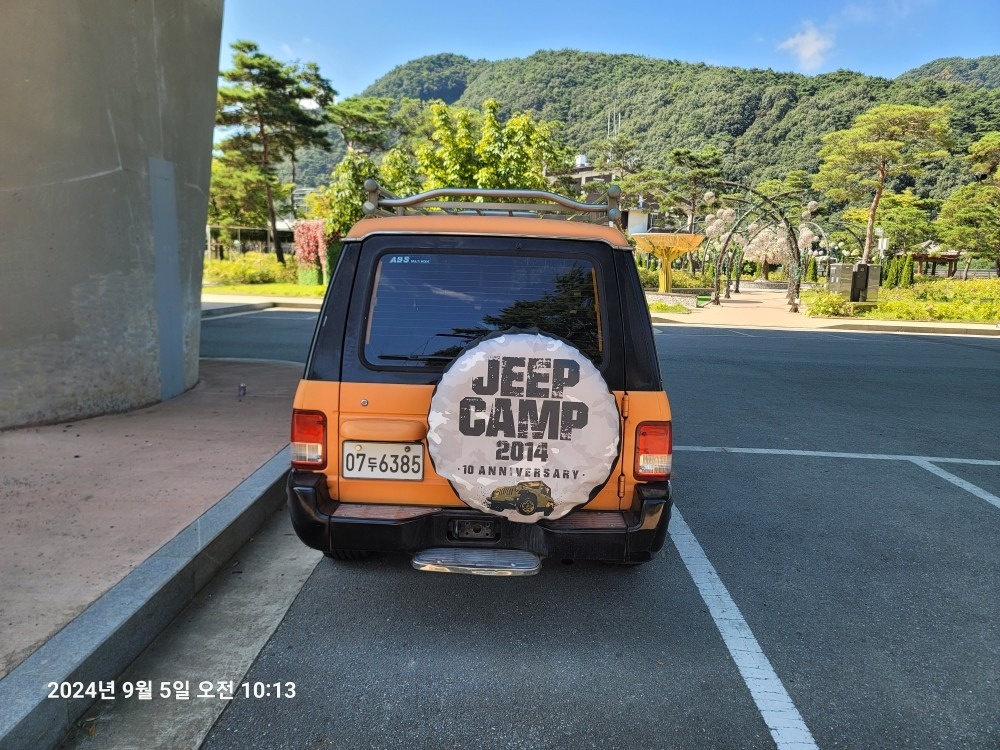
<box><xmin>777</xmin><ymin>21</ymin><xmax>834</xmax><ymax>72</ymax></box>
<box><xmin>280</xmin><ymin>43</ymin><xmax>296</xmax><ymax>59</ymax></box>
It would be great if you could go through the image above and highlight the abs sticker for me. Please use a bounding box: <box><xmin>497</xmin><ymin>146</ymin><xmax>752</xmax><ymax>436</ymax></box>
<box><xmin>427</xmin><ymin>332</ymin><xmax>620</xmax><ymax>523</ymax></box>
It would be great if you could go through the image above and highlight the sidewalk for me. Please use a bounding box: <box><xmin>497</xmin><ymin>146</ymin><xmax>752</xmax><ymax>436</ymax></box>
<box><xmin>2</xmin><ymin>288</ymin><xmax>996</xmax><ymax>748</ymax></box>
<box><xmin>649</xmin><ymin>287</ymin><xmax>1000</xmax><ymax>336</ymax></box>
<box><xmin>0</xmin><ymin>347</ymin><xmax>301</xmax><ymax>747</ymax></box>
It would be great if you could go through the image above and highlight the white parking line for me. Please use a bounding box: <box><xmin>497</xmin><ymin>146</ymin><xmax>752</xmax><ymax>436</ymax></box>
<box><xmin>670</xmin><ymin>509</ymin><xmax>818</xmax><ymax>750</ymax></box>
<box><xmin>910</xmin><ymin>459</ymin><xmax>1000</xmax><ymax>511</ymax></box>
<box><xmin>676</xmin><ymin>446</ymin><xmax>1000</xmax><ymax>510</ymax></box>
<box><xmin>676</xmin><ymin>446</ymin><xmax>1000</xmax><ymax>466</ymax></box>
<box><xmin>819</xmin><ymin>333</ymin><xmax>862</xmax><ymax>341</ymax></box>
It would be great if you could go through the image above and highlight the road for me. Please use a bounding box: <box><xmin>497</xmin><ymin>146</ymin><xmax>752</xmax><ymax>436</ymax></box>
<box><xmin>87</xmin><ymin>314</ymin><xmax>1000</xmax><ymax>749</ymax></box>
<box><xmin>199</xmin><ymin>309</ymin><xmax>317</xmax><ymax>364</ymax></box>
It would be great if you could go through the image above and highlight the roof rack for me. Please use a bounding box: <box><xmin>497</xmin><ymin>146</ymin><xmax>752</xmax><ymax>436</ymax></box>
<box><xmin>362</xmin><ymin>180</ymin><xmax>622</xmax><ymax>226</ymax></box>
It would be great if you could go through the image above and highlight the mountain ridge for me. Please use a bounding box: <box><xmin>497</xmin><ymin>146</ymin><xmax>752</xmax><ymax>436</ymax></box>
<box><xmin>347</xmin><ymin>51</ymin><xmax>1000</xmax><ymax>197</ymax></box>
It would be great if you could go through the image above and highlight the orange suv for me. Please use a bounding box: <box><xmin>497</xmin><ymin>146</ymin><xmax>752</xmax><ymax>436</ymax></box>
<box><xmin>287</xmin><ymin>183</ymin><xmax>672</xmax><ymax>575</ymax></box>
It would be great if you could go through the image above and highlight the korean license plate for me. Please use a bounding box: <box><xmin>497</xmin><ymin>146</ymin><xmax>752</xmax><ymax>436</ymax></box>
<box><xmin>342</xmin><ymin>442</ymin><xmax>424</xmax><ymax>480</ymax></box>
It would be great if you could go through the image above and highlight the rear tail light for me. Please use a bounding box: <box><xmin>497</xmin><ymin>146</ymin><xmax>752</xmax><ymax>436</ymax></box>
<box><xmin>291</xmin><ymin>410</ymin><xmax>326</xmax><ymax>469</ymax></box>
<box><xmin>635</xmin><ymin>421</ymin><xmax>672</xmax><ymax>480</ymax></box>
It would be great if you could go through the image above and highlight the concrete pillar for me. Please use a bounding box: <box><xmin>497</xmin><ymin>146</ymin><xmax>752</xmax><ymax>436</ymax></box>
<box><xmin>0</xmin><ymin>0</ymin><xmax>223</xmax><ymax>428</ymax></box>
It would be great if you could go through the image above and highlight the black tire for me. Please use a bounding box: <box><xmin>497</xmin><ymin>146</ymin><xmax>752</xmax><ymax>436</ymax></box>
<box><xmin>324</xmin><ymin>549</ymin><xmax>371</xmax><ymax>561</ymax></box>
<box><xmin>517</xmin><ymin>492</ymin><xmax>537</xmax><ymax>515</ymax></box>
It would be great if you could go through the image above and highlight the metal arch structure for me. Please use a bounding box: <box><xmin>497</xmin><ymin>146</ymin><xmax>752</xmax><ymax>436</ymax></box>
<box><xmin>0</xmin><ymin>1</ymin><xmax>225</xmax><ymax>429</ymax></box>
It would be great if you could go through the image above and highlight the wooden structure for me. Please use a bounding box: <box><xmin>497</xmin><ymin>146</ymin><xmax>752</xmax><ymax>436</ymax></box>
<box><xmin>899</xmin><ymin>250</ymin><xmax>963</xmax><ymax>277</ymax></box>
<box><xmin>632</xmin><ymin>232</ymin><xmax>706</xmax><ymax>292</ymax></box>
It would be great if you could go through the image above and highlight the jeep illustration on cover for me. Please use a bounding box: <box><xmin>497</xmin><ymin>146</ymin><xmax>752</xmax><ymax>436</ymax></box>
<box><xmin>487</xmin><ymin>481</ymin><xmax>556</xmax><ymax>516</ymax></box>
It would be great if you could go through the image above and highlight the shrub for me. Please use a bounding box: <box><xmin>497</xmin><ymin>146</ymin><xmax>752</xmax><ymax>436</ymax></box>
<box><xmin>768</xmin><ymin>267</ymin><xmax>789</xmax><ymax>281</ymax></box>
<box><xmin>861</xmin><ymin>278</ymin><xmax>1000</xmax><ymax>322</ymax></box>
<box><xmin>803</xmin><ymin>291</ymin><xmax>854</xmax><ymax>317</ymax></box>
<box><xmin>670</xmin><ymin>269</ymin><xmax>713</xmax><ymax>288</ymax></box>
<box><xmin>806</xmin><ymin>256</ymin><xmax>818</xmax><ymax>282</ymax></box>
<box><xmin>637</xmin><ymin>266</ymin><xmax>659</xmax><ymax>289</ymax></box>
<box><xmin>293</xmin><ymin>220</ymin><xmax>327</xmax><ymax>278</ymax></box>
<box><xmin>203</xmin><ymin>252</ymin><xmax>297</xmax><ymax>285</ymax></box>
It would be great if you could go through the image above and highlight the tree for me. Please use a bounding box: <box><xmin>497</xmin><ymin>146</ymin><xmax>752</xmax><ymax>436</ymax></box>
<box><xmin>899</xmin><ymin>254</ymin><xmax>915</xmax><ymax>287</ymax></box>
<box><xmin>216</xmin><ymin>41</ymin><xmax>336</xmax><ymax>264</ymax></box>
<box><xmin>742</xmin><ymin>225</ymin><xmax>789</xmax><ymax>281</ymax></box>
<box><xmin>591</xmin><ymin>133</ymin><xmax>642</xmax><ymax>182</ymax></box>
<box><xmin>329</xmin><ymin>97</ymin><xmax>396</xmax><ymax>154</ymax></box>
<box><xmin>883</xmin><ymin>255</ymin><xmax>902</xmax><ymax>288</ymax></box>
<box><xmin>618</xmin><ymin>147</ymin><xmax>722</xmax><ymax>273</ymax></box>
<box><xmin>806</xmin><ymin>255</ymin><xmax>818</xmax><ymax>281</ymax></box>
<box><xmin>415</xmin><ymin>103</ymin><xmax>479</xmax><ymax>189</ymax></box>
<box><xmin>415</xmin><ymin>99</ymin><xmax>568</xmax><ymax>191</ymax></box>
<box><xmin>304</xmin><ymin>151</ymin><xmax>380</xmax><ymax>237</ymax></box>
<box><xmin>936</xmin><ymin>181</ymin><xmax>1000</xmax><ymax>276</ymax></box>
<box><xmin>967</xmin><ymin>131</ymin><xmax>1000</xmax><ymax>179</ymax></box>
<box><xmin>306</xmin><ymin>98</ymin><xmax>568</xmax><ymax>238</ymax></box>
<box><xmin>378</xmin><ymin>147</ymin><xmax>423</xmax><ymax>197</ymax></box>
<box><xmin>709</xmin><ymin>176</ymin><xmax>817</xmax><ymax>310</ymax></box>
<box><xmin>842</xmin><ymin>189</ymin><xmax>937</xmax><ymax>256</ymax></box>
<box><xmin>208</xmin><ymin>152</ymin><xmax>281</xmax><ymax>237</ymax></box>
<box><xmin>815</xmin><ymin>104</ymin><xmax>951</xmax><ymax>263</ymax></box>
<box><xmin>662</xmin><ymin>147</ymin><xmax>724</xmax><ymax>234</ymax></box>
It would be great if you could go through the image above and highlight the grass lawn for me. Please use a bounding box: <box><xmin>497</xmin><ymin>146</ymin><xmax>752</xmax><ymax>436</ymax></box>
<box><xmin>648</xmin><ymin>302</ymin><xmax>691</xmax><ymax>314</ymax></box>
<box><xmin>204</xmin><ymin>283</ymin><xmax>326</xmax><ymax>298</ymax></box>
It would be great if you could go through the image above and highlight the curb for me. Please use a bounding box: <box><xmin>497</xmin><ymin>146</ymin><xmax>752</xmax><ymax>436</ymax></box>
<box><xmin>264</xmin><ymin>300</ymin><xmax>323</xmax><ymax>311</ymax></box>
<box><xmin>825</xmin><ymin>322</ymin><xmax>1000</xmax><ymax>336</ymax></box>
<box><xmin>648</xmin><ymin>315</ymin><xmax>1000</xmax><ymax>336</ymax></box>
<box><xmin>200</xmin><ymin>302</ymin><xmax>274</xmax><ymax>318</ymax></box>
<box><xmin>200</xmin><ymin>300</ymin><xmax>322</xmax><ymax>318</ymax></box>
<box><xmin>0</xmin><ymin>448</ymin><xmax>290</xmax><ymax>750</ymax></box>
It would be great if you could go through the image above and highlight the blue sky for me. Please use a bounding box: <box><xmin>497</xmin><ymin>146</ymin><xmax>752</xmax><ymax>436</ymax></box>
<box><xmin>220</xmin><ymin>0</ymin><xmax>998</xmax><ymax>97</ymax></box>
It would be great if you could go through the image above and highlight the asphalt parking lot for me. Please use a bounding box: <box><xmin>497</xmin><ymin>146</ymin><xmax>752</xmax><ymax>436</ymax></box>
<box><xmin>61</xmin><ymin>317</ymin><xmax>998</xmax><ymax>749</ymax></box>
<box><xmin>200</xmin><ymin>324</ymin><xmax>1000</xmax><ymax>749</ymax></box>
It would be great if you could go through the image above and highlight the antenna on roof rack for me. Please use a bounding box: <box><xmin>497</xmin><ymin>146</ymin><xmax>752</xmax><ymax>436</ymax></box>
<box><xmin>362</xmin><ymin>180</ymin><xmax>622</xmax><ymax>227</ymax></box>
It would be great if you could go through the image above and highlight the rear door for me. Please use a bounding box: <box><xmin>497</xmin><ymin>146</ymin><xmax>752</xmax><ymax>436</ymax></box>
<box><xmin>336</xmin><ymin>234</ymin><xmax>624</xmax><ymax>510</ymax></box>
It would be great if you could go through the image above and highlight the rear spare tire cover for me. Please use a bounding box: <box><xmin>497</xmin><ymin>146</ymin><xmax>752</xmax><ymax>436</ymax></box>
<box><xmin>427</xmin><ymin>332</ymin><xmax>620</xmax><ymax>523</ymax></box>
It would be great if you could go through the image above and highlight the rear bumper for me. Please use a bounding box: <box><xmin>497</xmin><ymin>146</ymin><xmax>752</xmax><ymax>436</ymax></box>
<box><xmin>287</xmin><ymin>472</ymin><xmax>671</xmax><ymax>564</ymax></box>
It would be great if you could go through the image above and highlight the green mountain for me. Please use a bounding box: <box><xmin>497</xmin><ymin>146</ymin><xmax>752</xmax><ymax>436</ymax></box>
<box><xmin>350</xmin><ymin>51</ymin><xmax>1000</xmax><ymax>197</ymax></box>
<box><xmin>363</xmin><ymin>53</ymin><xmax>489</xmax><ymax>104</ymax></box>
<box><xmin>898</xmin><ymin>56</ymin><xmax>1000</xmax><ymax>88</ymax></box>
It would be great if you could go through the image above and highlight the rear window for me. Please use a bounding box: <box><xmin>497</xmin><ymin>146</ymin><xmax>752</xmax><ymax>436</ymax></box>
<box><xmin>364</xmin><ymin>252</ymin><xmax>603</xmax><ymax>369</ymax></box>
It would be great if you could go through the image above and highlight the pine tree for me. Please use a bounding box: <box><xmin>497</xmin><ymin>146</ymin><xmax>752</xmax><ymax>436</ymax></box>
<box><xmin>806</xmin><ymin>256</ymin><xmax>818</xmax><ymax>282</ymax></box>
<box><xmin>217</xmin><ymin>41</ymin><xmax>336</xmax><ymax>264</ymax></box>
<box><xmin>900</xmin><ymin>255</ymin><xmax>915</xmax><ymax>287</ymax></box>
<box><xmin>890</xmin><ymin>257</ymin><xmax>901</xmax><ymax>288</ymax></box>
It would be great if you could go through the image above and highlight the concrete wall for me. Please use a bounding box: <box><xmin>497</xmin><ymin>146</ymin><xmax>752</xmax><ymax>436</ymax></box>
<box><xmin>0</xmin><ymin>0</ymin><xmax>223</xmax><ymax>428</ymax></box>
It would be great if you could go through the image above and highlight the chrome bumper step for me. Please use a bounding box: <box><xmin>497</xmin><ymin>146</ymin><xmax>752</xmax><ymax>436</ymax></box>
<box><xmin>411</xmin><ymin>547</ymin><xmax>541</xmax><ymax>576</ymax></box>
